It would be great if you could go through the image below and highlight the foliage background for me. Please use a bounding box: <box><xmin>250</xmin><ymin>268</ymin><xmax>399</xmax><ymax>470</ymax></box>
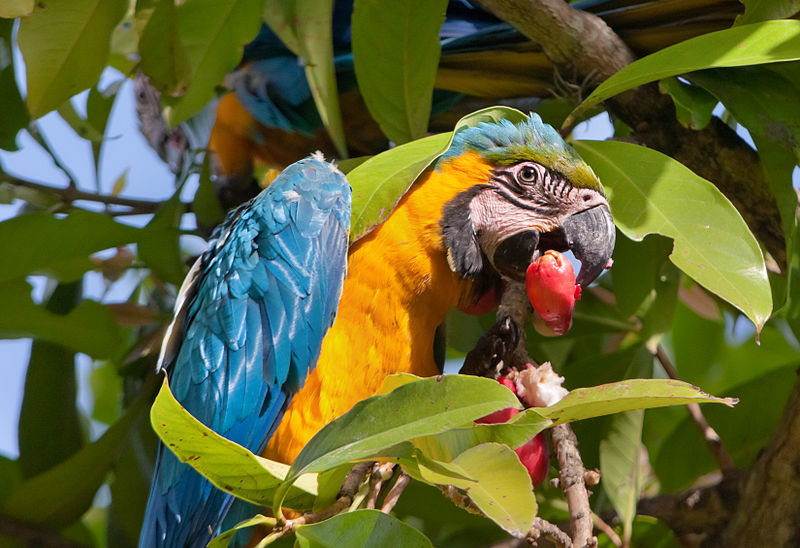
<box><xmin>1</xmin><ymin>0</ymin><xmax>800</xmax><ymax>547</ymax></box>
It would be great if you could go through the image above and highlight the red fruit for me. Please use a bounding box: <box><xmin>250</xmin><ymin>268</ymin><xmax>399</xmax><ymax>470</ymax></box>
<box><xmin>475</xmin><ymin>377</ymin><xmax>550</xmax><ymax>486</ymax></box>
<box><xmin>525</xmin><ymin>250</ymin><xmax>581</xmax><ymax>336</ymax></box>
<box><xmin>516</xmin><ymin>433</ymin><xmax>549</xmax><ymax>486</ymax></box>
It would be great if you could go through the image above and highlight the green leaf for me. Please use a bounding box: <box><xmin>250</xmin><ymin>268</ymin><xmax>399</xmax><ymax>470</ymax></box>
<box><xmin>135</xmin><ymin>0</ymin><xmax>191</xmax><ymax>95</ymax></box>
<box><xmin>210</xmin><ymin>515</ymin><xmax>277</xmax><ymax>548</ymax></box>
<box><xmin>0</xmin><ymin>0</ymin><xmax>33</xmax><ymax>18</ymax></box>
<box><xmin>597</xmin><ymin>516</ymin><xmax>680</xmax><ymax>548</ymax></box>
<box><xmin>416</xmin><ymin>444</ymin><xmax>536</xmax><ymax>537</ymax></box>
<box><xmin>566</xmin><ymin>20</ymin><xmax>800</xmax><ymax>125</ymax></box>
<box><xmin>348</xmin><ymin>133</ymin><xmax>450</xmax><ymax>242</ymax></box>
<box><xmin>0</xmin><ymin>209</ymin><xmax>143</xmax><ymax>282</ymax></box>
<box><xmin>573</xmin><ymin>139</ymin><xmax>772</xmax><ymax>331</ymax></box>
<box><xmin>0</xmin><ymin>19</ymin><xmax>29</xmax><ymax>151</ymax></box>
<box><xmin>540</xmin><ymin>379</ymin><xmax>736</xmax><ymax>426</ymax></box>
<box><xmin>348</xmin><ymin>106</ymin><xmax>527</xmax><ymax>242</ymax></box>
<box><xmin>295</xmin><ymin>509</ymin><xmax>433</xmax><ymax>548</ymax></box>
<box><xmin>139</xmin><ymin>190</ymin><xmax>186</xmax><ymax>285</ymax></box>
<box><xmin>17</xmin><ymin>0</ymin><xmax>127</xmax><ymax>118</ymax></box>
<box><xmin>276</xmin><ymin>375</ymin><xmax>521</xmax><ymax>508</ymax></box>
<box><xmin>193</xmin><ymin>153</ymin><xmax>225</xmax><ymax>227</ymax></box>
<box><xmin>0</xmin><ymin>457</ymin><xmax>22</xmax><ymax>504</ymax></box>
<box><xmin>736</xmin><ymin>0</ymin><xmax>800</xmax><ymax>25</ymax></box>
<box><xmin>165</xmin><ymin>0</ymin><xmax>265</xmax><ymax>125</ymax></box>
<box><xmin>658</xmin><ymin>77</ymin><xmax>717</xmax><ymax>130</ymax></box>
<box><xmin>599</xmin><ymin>410</ymin><xmax>644</xmax><ymax>545</ymax></box>
<box><xmin>18</xmin><ymin>280</ymin><xmax>84</xmax><ymax>479</ymax></box>
<box><xmin>296</xmin><ymin>0</ymin><xmax>347</xmax><ymax>158</ymax></box>
<box><xmin>151</xmin><ymin>378</ymin><xmax>318</xmax><ymax>507</ymax></box>
<box><xmin>2</xmin><ymin>387</ymin><xmax>151</xmax><ymax>528</ymax></box>
<box><xmin>262</xmin><ymin>0</ymin><xmax>348</xmax><ymax>155</ymax></box>
<box><xmin>352</xmin><ymin>0</ymin><xmax>447</xmax><ymax>144</ymax></box>
<box><xmin>0</xmin><ymin>278</ymin><xmax>123</xmax><ymax>358</ymax></box>
<box><xmin>57</xmin><ymin>100</ymin><xmax>104</xmax><ymax>142</ymax></box>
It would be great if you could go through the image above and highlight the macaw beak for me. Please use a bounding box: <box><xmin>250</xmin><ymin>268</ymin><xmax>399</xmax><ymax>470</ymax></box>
<box><xmin>563</xmin><ymin>204</ymin><xmax>615</xmax><ymax>287</ymax></box>
<box><xmin>492</xmin><ymin>204</ymin><xmax>615</xmax><ymax>286</ymax></box>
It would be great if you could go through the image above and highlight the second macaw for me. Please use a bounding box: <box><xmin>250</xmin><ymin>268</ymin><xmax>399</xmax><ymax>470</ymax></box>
<box><xmin>138</xmin><ymin>114</ymin><xmax>616</xmax><ymax>548</ymax></box>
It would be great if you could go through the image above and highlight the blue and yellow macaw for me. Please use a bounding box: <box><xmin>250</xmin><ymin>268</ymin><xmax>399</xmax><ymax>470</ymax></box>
<box><xmin>138</xmin><ymin>114</ymin><xmax>615</xmax><ymax>547</ymax></box>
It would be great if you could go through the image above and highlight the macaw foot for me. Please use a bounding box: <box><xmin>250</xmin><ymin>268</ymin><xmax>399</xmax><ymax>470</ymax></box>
<box><xmin>459</xmin><ymin>315</ymin><xmax>520</xmax><ymax>378</ymax></box>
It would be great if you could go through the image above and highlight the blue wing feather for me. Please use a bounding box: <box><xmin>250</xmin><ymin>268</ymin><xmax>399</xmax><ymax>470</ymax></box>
<box><xmin>139</xmin><ymin>155</ymin><xmax>351</xmax><ymax>548</ymax></box>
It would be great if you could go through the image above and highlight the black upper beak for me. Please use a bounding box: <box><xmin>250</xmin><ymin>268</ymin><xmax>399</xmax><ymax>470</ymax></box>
<box><xmin>491</xmin><ymin>204</ymin><xmax>615</xmax><ymax>286</ymax></box>
<box><xmin>562</xmin><ymin>204</ymin><xmax>615</xmax><ymax>287</ymax></box>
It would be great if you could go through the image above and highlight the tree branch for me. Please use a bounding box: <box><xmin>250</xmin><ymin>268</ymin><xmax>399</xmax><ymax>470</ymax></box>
<box><xmin>3</xmin><ymin>176</ymin><xmax>189</xmax><ymax>214</ymax></box>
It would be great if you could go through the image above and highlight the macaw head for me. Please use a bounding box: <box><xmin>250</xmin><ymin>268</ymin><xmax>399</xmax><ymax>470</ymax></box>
<box><xmin>437</xmin><ymin>114</ymin><xmax>615</xmax><ymax>295</ymax></box>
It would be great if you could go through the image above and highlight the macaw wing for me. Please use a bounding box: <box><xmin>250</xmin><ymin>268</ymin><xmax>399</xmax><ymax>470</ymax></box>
<box><xmin>139</xmin><ymin>156</ymin><xmax>351</xmax><ymax>548</ymax></box>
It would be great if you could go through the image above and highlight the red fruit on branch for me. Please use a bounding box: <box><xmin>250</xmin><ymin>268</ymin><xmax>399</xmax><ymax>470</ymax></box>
<box><xmin>475</xmin><ymin>377</ymin><xmax>550</xmax><ymax>486</ymax></box>
<box><xmin>525</xmin><ymin>250</ymin><xmax>581</xmax><ymax>336</ymax></box>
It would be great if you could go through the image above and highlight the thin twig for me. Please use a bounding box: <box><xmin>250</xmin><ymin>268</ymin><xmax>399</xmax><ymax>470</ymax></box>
<box><xmin>531</xmin><ymin>517</ymin><xmax>573</xmax><ymax>548</ymax></box>
<box><xmin>591</xmin><ymin>512</ymin><xmax>622</xmax><ymax>547</ymax></box>
<box><xmin>366</xmin><ymin>463</ymin><xmax>396</xmax><ymax>510</ymax></box>
<box><xmin>655</xmin><ymin>345</ymin><xmax>736</xmax><ymax>473</ymax></box>
<box><xmin>381</xmin><ymin>470</ymin><xmax>411</xmax><ymax>514</ymax></box>
<box><xmin>3</xmin><ymin>176</ymin><xmax>189</xmax><ymax>213</ymax></box>
<box><xmin>552</xmin><ymin>424</ymin><xmax>597</xmax><ymax>548</ymax></box>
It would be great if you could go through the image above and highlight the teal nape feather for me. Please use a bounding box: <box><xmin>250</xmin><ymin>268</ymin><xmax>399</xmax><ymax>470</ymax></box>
<box><xmin>438</xmin><ymin>113</ymin><xmax>604</xmax><ymax>194</ymax></box>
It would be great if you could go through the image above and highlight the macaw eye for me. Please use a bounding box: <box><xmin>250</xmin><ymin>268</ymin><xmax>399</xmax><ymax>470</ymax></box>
<box><xmin>518</xmin><ymin>165</ymin><xmax>538</xmax><ymax>184</ymax></box>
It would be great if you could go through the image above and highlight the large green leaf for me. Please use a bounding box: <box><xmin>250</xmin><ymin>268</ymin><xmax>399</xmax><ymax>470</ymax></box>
<box><xmin>352</xmin><ymin>0</ymin><xmax>447</xmax><ymax>144</ymax></box>
<box><xmin>573</xmin><ymin>140</ymin><xmax>772</xmax><ymax>331</ymax></box>
<box><xmin>658</xmin><ymin>77</ymin><xmax>716</xmax><ymax>131</ymax></box>
<box><xmin>276</xmin><ymin>375</ymin><xmax>520</xmax><ymax>508</ymax></box>
<box><xmin>17</xmin><ymin>0</ymin><xmax>127</xmax><ymax>118</ymax></box>
<box><xmin>566</xmin><ymin>20</ymin><xmax>800</xmax><ymax>124</ymax></box>
<box><xmin>416</xmin><ymin>443</ymin><xmax>536</xmax><ymax>537</ymax></box>
<box><xmin>164</xmin><ymin>0</ymin><xmax>265</xmax><ymax>125</ymax></box>
<box><xmin>539</xmin><ymin>379</ymin><xmax>735</xmax><ymax>426</ymax></box>
<box><xmin>347</xmin><ymin>106</ymin><xmax>527</xmax><ymax>242</ymax></box>
<box><xmin>135</xmin><ymin>0</ymin><xmax>191</xmax><ymax>95</ymax></box>
<box><xmin>295</xmin><ymin>510</ymin><xmax>433</xmax><ymax>548</ymax></box>
<box><xmin>599</xmin><ymin>410</ymin><xmax>644</xmax><ymax>545</ymax></box>
<box><xmin>18</xmin><ymin>281</ymin><xmax>84</xmax><ymax>479</ymax></box>
<box><xmin>0</xmin><ymin>278</ymin><xmax>123</xmax><ymax>358</ymax></box>
<box><xmin>2</xmin><ymin>388</ymin><xmax>150</xmax><ymax>528</ymax></box>
<box><xmin>0</xmin><ymin>209</ymin><xmax>142</xmax><ymax>282</ymax></box>
<box><xmin>0</xmin><ymin>19</ymin><xmax>29</xmax><ymax>151</ymax></box>
<box><xmin>151</xmin><ymin>378</ymin><xmax>318</xmax><ymax>507</ymax></box>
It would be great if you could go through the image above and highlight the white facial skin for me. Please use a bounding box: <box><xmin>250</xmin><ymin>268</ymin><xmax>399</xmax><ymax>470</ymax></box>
<box><xmin>468</xmin><ymin>162</ymin><xmax>608</xmax><ymax>267</ymax></box>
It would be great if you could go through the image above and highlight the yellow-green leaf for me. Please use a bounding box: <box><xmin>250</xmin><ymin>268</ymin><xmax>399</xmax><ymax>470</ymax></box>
<box><xmin>18</xmin><ymin>0</ymin><xmax>127</xmax><ymax>118</ymax></box>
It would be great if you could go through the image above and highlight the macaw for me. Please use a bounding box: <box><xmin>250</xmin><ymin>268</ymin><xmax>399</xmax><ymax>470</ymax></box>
<box><xmin>138</xmin><ymin>114</ymin><xmax>616</xmax><ymax>547</ymax></box>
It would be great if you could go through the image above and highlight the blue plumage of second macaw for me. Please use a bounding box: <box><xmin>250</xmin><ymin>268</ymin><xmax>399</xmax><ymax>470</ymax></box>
<box><xmin>138</xmin><ymin>154</ymin><xmax>351</xmax><ymax>548</ymax></box>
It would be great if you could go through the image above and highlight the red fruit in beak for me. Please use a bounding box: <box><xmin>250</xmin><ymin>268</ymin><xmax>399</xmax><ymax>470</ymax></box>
<box><xmin>525</xmin><ymin>250</ymin><xmax>581</xmax><ymax>336</ymax></box>
<box><xmin>475</xmin><ymin>377</ymin><xmax>550</xmax><ymax>486</ymax></box>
